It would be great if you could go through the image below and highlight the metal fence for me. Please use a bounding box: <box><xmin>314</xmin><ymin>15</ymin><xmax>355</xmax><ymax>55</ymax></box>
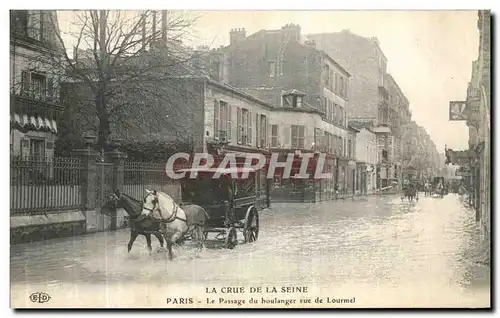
<box><xmin>10</xmin><ymin>156</ymin><xmax>82</xmax><ymax>215</ymax></box>
<box><xmin>123</xmin><ymin>161</ymin><xmax>181</xmax><ymax>202</ymax></box>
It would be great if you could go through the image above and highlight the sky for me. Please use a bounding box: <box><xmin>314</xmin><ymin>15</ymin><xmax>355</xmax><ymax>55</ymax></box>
<box><xmin>57</xmin><ymin>10</ymin><xmax>479</xmax><ymax>152</ymax></box>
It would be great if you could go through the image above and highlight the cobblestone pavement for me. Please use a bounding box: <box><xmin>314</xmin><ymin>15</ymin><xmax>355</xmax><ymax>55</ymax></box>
<box><xmin>10</xmin><ymin>194</ymin><xmax>490</xmax><ymax>307</ymax></box>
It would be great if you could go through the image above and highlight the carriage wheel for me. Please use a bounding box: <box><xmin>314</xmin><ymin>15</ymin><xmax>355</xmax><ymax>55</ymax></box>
<box><xmin>244</xmin><ymin>207</ymin><xmax>259</xmax><ymax>243</ymax></box>
<box><xmin>224</xmin><ymin>227</ymin><xmax>237</xmax><ymax>249</ymax></box>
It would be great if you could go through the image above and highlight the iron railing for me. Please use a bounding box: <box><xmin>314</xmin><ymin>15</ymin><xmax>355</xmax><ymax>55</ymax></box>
<box><xmin>10</xmin><ymin>156</ymin><xmax>82</xmax><ymax>215</ymax></box>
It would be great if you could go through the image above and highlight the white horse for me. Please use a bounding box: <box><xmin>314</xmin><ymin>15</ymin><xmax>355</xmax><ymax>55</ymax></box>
<box><xmin>141</xmin><ymin>189</ymin><xmax>206</xmax><ymax>260</ymax></box>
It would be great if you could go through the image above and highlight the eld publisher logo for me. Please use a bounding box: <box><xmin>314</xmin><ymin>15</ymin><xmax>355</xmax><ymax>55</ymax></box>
<box><xmin>29</xmin><ymin>292</ymin><xmax>51</xmax><ymax>303</ymax></box>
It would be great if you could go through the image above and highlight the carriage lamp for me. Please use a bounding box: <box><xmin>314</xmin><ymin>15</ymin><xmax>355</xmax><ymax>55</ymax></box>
<box><xmin>83</xmin><ymin>131</ymin><xmax>96</xmax><ymax>149</ymax></box>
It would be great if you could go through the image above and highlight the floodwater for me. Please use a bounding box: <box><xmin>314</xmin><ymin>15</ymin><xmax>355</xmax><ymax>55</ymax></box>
<box><xmin>11</xmin><ymin>194</ymin><xmax>490</xmax><ymax>308</ymax></box>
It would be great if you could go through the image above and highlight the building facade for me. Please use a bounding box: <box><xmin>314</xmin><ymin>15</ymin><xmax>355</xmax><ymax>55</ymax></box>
<box><xmin>307</xmin><ymin>30</ymin><xmax>411</xmax><ymax>190</ymax></box>
<box><xmin>212</xmin><ymin>24</ymin><xmax>352</xmax><ymax>199</ymax></box>
<box><xmin>350</xmin><ymin>121</ymin><xmax>378</xmax><ymax>194</ymax></box>
<box><xmin>10</xmin><ymin>10</ymin><xmax>64</xmax><ymax>159</ymax></box>
<box><xmin>462</xmin><ymin>10</ymin><xmax>491</xmax><ymax>245</ymax></box>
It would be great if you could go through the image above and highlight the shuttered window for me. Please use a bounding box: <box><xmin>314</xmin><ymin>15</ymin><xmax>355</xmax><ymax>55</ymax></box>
<box><xmin>271</xmin><ymin>125</ymin><xmax>279</xmax><ymax>148</ymax></box>
<box><xmin>214</xmin><ymin>99</ymin><xmax>220</xmax><ymax>139</ymax></box>
<box><xmin>247</xmin><ymin>110</ymin><xmax>252</xmax><ymax>145</ymax></box>
<box><xmin>291</xmin><ymin>125</ymin><xmax>305</xmax><ymax>149</ymax></box>
<box><xmin>237</xmin><ymin>107</ymin><xmax>242</xmax><ymax>144</ymax></box>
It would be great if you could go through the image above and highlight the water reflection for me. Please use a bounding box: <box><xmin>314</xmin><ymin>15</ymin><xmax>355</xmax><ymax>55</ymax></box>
<box><xmin>10</xmin><ymin>194</ymin><xmax>489</xmax><ymax>306</ymax></box>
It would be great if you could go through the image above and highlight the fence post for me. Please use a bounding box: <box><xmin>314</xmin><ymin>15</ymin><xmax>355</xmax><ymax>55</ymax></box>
<box><xmin>73</xmin><ymin>149</ymin><xmax>98</xmax><ymax>218</ymax></box>
<box><xmin>106</xmin><ymin>149</ymin><xmax>127</xmax><ymax>231</ymax></box>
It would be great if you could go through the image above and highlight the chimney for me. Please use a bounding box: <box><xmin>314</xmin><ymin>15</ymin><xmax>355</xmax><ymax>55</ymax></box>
<box><xmin>229</xmin><ymin>28</ymin><xmax>246</xmax><ymax>46</ymax></box>
<box><xmin>281</xmin><ymin>23</ymin><xmax>301</xmax><ymax>42</ymax></box>
<box><xmin>304</xmin><ymin>39</ymin><xmax>316</xmax><ymax>48</ymax></box>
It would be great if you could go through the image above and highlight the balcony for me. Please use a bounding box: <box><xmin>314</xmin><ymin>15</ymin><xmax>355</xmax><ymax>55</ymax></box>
<box><xmin>10</xmin><ymin>94</ymin><xmax>64</xmax><ymax>120</ymax></box>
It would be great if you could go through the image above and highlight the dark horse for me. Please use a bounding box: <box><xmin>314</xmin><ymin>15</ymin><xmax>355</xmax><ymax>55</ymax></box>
<box><xmin>101</xmin><ymin>189</ymin><xmax>164</xmax><ymax>255</ymax></box>
<box><xmin>401</xmin><ymin>184</ymin><xmax>419</xmax><ymax>202</ymax></box>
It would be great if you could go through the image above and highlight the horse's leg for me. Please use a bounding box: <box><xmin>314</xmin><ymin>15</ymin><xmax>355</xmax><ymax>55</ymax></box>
<box><xmin>128</xmin><ymin>231</ymin><xmax>139</xmax><ymax>253</ymax></box>
<box><xmin>167</xmin><ymin>231</ymin><xmax>184</xmax><ymax>261</ymax></box>
<box><xmin>166</xmin><ymin>240</ymin><xmax>173</xmax><ymax>261</ymax></box>
<box><xmin>145</xmin><ymin>234</ymin><xmax>153</xmax><ymax>256</ymax></box>
<box><xmin>154</xmin><ymin>232</ymin><xmax>164</xmax><ymax>248</ymax></box>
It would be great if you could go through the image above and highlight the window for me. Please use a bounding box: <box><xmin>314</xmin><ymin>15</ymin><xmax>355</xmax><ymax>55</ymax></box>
<box><xmin>340</xmin><ymin>137</ymin><xmax>345</xmax><ymax>157</ymax></box>
<box><xmin>214</xmin><ymin>100</ymin><xmax>230</xmax><ymax>141</ymax></box>
<box><xmin>329</xmin><ymin>69</ymin><xmax>333</xmax><ymax>90</ymax></box>
<box><xmin>237</xmin><ymin>108</ymin><xmax>252</xmax><ymax>145</ymax></box>
<box><xmin>348</xmin><ymin>139</ymin><xmax>352</xmax><ymax>158</ymax></box>
<box><xmin>269</xmin><ymin>61</ymin><xmax>276</xmax><ymax>78</ymax></box>
<box><xmin>271</xmin><ymin>125</ymin><xmax>279</xmax><ymax>147</ymax></box>
<box><xmin>291</xmin><ymin>125</ymin><xmax>305</xmax><ymax>149</ymax></box>
<box><xmin>296</xmin><ymin>96</ymin><xmax>302</xmax><ymax>108</ymax></box>
<box><xmin>324</xmin><ymin>64</ymin><xmax>330</xmax><ymax>86</ymax></box>
<box><xmin>323</xmin><ymin>97</ymin><xmax>327</xmax><ymax>115</ymax></box>
<box><xmin>334</xmin><ymin>73</ymin><xmax>339</xmax><ymax>93</ymax></box>
<box><xmin>339</xmin><ymin>106</ymin><xmax>345</xmax><ymax>127</ymax></box>
<box><xmin>31</xmin><ymin>73</ymin><xmax>46</xmax><ymax>100</ymax></box>
<box><xmin>29</xmin><ymin>139</ymin><xmax>45</xmax><ymax>159</ymax></box>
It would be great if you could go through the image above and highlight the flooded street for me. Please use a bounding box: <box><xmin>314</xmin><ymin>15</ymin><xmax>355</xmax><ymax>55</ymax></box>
<box><xmin>11</xmin><ymin>194</ymin><xmax>490</xmax><ymax>308</ymax></box>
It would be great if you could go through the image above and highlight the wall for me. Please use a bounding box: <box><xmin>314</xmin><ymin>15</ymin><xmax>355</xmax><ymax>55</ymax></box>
<box><xmin>355</xmin><ymin>128</ymin><xmax>377</xmax><ymax>165</ymax></box>
<box><xmin>307</xmin><ymin>31</ymin><xmax>381</xmax><ymax>121</ymax></box>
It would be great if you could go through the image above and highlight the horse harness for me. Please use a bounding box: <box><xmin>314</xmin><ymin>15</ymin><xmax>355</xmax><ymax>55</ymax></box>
<box><xmin>143</xmin><ymin>193</ymin><xmax>188</xmax><ymax>225</ymax></box>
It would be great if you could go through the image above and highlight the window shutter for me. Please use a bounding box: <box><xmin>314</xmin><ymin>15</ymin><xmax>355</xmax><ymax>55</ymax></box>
<box><xmin>47</xmin><ymin>77</ymin><xmax>53</xmax><ymax>101</ymax></box>
<box><xmin>247</xmin><ymin>110</ymin><xmax>252</xmax><ymax>145</ymax></box>
<box><xmin>268</xmin><ymin>123</ymin><xmax>272</xmax><ymax>148</ymax></box>
<box><xmin>21</xmin><ymin>71</ymin><xmax>30</xmax><ymax>96</ymax></box>
<box><xmin>227</xmin><ymin>105</ymin><xmax>232</xmax><ymax>141</ymax></box>
<box><xmin>255</xmin><ymin>113</ymin><xmax>259</xmax><ymax>147</ymax></box>
<box><xmin>291</xmin><ymin>125</ymin><xmax>297</xmax><ymax>148</ymax></box>
<box><xmin>214</xmin><ymin>99</ymin><xmax>219</xmax><ymax>139</ymax></box>
<box><xmin>299</xmin><ymin>126</ymin><xmax>305</xmax><ymax>149</ymax></box>
<box><xmin>237</xmin><ymin>107</ymin><xmax>242</xmax><ymax>144</ymax></box>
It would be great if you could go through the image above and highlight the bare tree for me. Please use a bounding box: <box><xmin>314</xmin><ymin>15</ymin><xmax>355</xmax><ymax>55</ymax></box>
<box><xmin>26</xmin><ymin>10</ymin><xmax>214</xmax><ymax>151</ymax></box>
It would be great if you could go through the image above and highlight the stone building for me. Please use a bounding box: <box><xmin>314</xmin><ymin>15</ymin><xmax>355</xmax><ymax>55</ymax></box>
<box><xmin>306</xmin><ymin>30</ymin><xmax>413</xmax><ymax>190</ymax></box>
<box><xmin>211</xmin><ymin>24</ymin><xmax>353</xmax><ymax>198</ymax></box>
<box><xmin>462</xmin><ymin>10</ymin><xmax>490</xmax><ymax>245</ymax></box>
<box><xmin>10</xmin><ymin>10</ymin><xmax>64</xmax><ymax>159</ymax></box>
<box><xmin>349</xmin><ymin>121</ymin><xmax>378</xmax><ymax>194</ymax></box>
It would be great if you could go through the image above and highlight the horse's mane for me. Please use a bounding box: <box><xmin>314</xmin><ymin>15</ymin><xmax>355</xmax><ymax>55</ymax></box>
<box><xmin>118</xmin><ymin>192</ymin><xmax>143</xmax><ymax>215</ymax></box>
<box><xmin>122</xmin><ymin>193</ymin><xmax>142</xmax><ymax>204</ymax></box>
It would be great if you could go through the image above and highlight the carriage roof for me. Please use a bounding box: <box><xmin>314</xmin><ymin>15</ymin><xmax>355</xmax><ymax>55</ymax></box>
<box><xmin>178</xmin><ymin>167</ymin><xmax>257</xmax><ymax>175</ymax></box>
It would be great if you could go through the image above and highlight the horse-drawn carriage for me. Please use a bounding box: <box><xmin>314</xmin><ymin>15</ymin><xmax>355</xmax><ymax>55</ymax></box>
<box><xmin>101</xmin><ymin>163</ymin><xmax>268</xmax><ymax>260</ymax></box>
<box><xmin>178</xmin><ymin>166</ymin><xmax>264</xmax><ymax>249</ymax></box>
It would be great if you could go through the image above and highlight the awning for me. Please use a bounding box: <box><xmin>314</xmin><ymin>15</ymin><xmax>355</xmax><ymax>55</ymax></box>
<box><xmin>10</xmin><ymin>113</ymin><xmax>58</xmax><ymax>134</ymax></box>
